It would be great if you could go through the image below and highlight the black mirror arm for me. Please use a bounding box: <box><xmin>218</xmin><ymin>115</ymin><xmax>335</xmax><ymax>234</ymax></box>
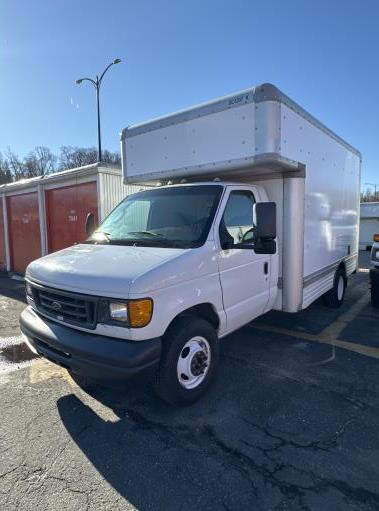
<box><xmin>85</xmin><ymin>212</ymin><xmax>96</xmax><ymax>238</ymax></box>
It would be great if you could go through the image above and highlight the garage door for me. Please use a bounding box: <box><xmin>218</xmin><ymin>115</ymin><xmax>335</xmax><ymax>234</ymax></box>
<box><xmin>0</xmin><ymin>197</ymin><xmax>6</xmax><ymax>271</ymax></box>
<box><xmin>7</xmin><ymin>192</ymin><xmax>41</xmax><ymax>274</ymax></box>
<box><xmin>46</xmin><ymin>181</ymin><xmax>98</xmax><ymax>253</ymax></box>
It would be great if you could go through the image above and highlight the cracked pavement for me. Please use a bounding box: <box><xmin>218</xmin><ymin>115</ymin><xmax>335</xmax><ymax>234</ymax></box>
<box><xmin>1</xmin><ymin>252</ymin><xmax>379</xmax><ymax>510</ymax></box>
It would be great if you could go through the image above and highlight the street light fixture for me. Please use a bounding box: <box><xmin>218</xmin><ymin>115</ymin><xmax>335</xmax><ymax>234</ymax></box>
<box><xmin>76</xmin><ymin>58</ymin><xmax>122</xmax><ymax>162</ymax></box>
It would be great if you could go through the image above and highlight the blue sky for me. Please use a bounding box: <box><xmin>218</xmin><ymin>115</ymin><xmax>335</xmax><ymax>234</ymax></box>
<box><xmin>0</xmin><ymin>0</ymin><xmax>378</xmax><ymax>188</ymax></box>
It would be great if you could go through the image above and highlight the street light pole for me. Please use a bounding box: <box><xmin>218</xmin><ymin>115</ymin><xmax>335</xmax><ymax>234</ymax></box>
<box><xmin>76</xmin><ymin>58</ymin><xmax>121</xmax><ymax>162</ymax></box>
<box><xmin>96</xmin><ymin>77</ymin><xmax>101</xmax><ymax>162</ymax></box>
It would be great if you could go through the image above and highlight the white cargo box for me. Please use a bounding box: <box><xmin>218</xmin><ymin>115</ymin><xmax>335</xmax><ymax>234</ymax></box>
<box><xmin>121</xmin><ymin>83</ymin><xmax>360</xmax><ymax>185</ymax></box>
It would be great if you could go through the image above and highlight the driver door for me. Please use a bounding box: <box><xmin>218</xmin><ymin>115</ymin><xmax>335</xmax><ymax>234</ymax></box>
<box><xmin>217</xmin><ymin>188</ymin><xmax>270</xmax><ymax>333</ymax></box>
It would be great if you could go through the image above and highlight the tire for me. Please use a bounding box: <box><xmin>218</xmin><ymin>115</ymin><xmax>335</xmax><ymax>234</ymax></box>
<box><xmin>322</xmin><ymin>267</ymin><xmax>347</xmax><ymax>308</ymax></box>
<box><xmin>370</xmin><ymin>269</ymin><xmax>379</xmax><ymax>309</ymax></box>
<box><xmin>154</xmin><ymin>316</ymin><xmax>219</xmax><ymax>406</ymax></box>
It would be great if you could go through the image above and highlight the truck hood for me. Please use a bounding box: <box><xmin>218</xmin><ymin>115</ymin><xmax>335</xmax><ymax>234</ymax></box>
<box><xmin>26</xmin><ymin>243</ymin><xmax>186</xmax><ymax>298</ymax></box>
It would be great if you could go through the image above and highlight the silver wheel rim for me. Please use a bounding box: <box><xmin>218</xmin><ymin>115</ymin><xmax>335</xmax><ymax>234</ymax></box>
<box><xmin>337</xmin><ymin>275</ymin><xmax>344</xmax><ymax>301</ymax></box>
<box><xmin>177</xmin><ymin>336</ymin><xmax>211</xmax><ymax>390</ymax></box>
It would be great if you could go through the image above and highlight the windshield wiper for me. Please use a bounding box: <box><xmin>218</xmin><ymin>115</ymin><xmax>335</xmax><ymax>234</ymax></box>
<box><xmin>106</xmin><ymin>238</ymin><xmax>185</xmax><ymax>248</ymax></box>
<box><xmin>127</xmin><ymin>230</ymin><xmax>165</xmax><ymax>238</ymax></box>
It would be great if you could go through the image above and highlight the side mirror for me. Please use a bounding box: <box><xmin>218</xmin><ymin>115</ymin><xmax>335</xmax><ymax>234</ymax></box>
<box><xmin>85</xmin><ymin>212</ymin><xmax>96</xmax><ymax>238</ymax></box>
<box><xmin>253</xmin><ymin>202</ymin><xmax>277</xmax><ymax>254</ymax></box>
<box><xmin>254</xmin><ymin>202</ymin><xmax>276</xmax><ymax>239</ymax></box>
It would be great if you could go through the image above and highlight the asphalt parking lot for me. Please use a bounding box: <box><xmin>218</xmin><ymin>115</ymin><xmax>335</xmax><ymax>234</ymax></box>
<box><xmin>1</xmin><ymin>252</ymin><xmax>379</xmax><ymax>510</ymax></box>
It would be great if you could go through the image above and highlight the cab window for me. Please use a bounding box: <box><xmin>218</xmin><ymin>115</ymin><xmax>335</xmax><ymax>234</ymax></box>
<box><xmin>220</xmin><ymin>191</ymin><xmax>256</xmax><ymax>245</ymax></box>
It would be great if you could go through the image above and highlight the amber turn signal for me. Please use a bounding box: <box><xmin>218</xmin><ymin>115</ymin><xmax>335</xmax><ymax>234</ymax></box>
<box><xmin>374</xmin><ymin>234</ymin><xmax>379</xmax><ymax>242</ymax></box>
<box><xmin>128</xmin><ymin>299</ymin><xmax>153</xmax><ymax>328</ymax></box>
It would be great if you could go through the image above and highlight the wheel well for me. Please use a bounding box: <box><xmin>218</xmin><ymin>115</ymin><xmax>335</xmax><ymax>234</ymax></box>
<box><xmin>338</xmin><ymin>261</ymin><xmax>346</xmax><ymax>275</ymax></box>
<box><xmin>167</xmin><ymin>303</ymin><xmax>220</xmax><ymax>333</ymax></box>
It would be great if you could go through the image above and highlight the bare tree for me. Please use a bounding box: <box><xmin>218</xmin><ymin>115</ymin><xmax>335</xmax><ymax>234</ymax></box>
<box><xmin>102</xmin><ymin>149</ymin><xmax>121</xmax><ymax>166</ymax></box>
<box><xmin>0</xmin><ymin>152</ymin><xmax>12</xmax><ymax>185</ymax></box>
<box><xmin>4</xmin><ymin>146</ymin><xmax>57</xmax><ymax>180</ymax></box>
<box><xmin>23</xmin><ymin>146</ymin><xmax>56</xmax><ymax>178</ymax></box>
<box><xmin>34</xmin><ymin>146</ymin><xmax>56</xmax><ymax>175</ymax></box>
<box><xmin>58</xmin><ymin>146</ymin><xmax>120</xmax><ymax>170</ymax></box>
<box><xmin>5</xmin><ymin>148</ymin><xmax>24</xmax><ymax>180</ymax></box>
<box><xmin>0</xmin><ymin>145</ymin><xmax>120</xmax><ymax>183</ymax></box>
<box><xmin>58</xmin><ymin>146</ymin><xmax>97</xmax><ymax>170</ymax></box>
<box><xmin>361</xmin><ymin>188</ymin><xmax>379</xmax><ymax>203</ymax></box>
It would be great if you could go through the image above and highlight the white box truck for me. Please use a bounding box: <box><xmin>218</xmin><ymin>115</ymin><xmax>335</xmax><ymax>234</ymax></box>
<box><xmin>21</xmin><ymin>83</ymin><xmax>361</xmax><ymax>405</ymax></box>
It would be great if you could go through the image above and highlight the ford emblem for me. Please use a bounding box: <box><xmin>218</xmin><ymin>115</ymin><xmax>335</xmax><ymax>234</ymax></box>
<box><xmin>51</xmin><ymin>301</ymin><xmax>62</xmax><ymax>311</ymax></box>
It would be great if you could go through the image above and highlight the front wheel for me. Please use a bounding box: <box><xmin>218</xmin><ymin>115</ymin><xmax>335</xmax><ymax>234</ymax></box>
<box><xmin>322</xmin><ymin>267</ymin><xmax>347</xmax><ymax>308</ymax></box>
<box><xmin>154</xmin><ymin>317</ymin><xmax>219</xmax><ymax>406</ymax></box>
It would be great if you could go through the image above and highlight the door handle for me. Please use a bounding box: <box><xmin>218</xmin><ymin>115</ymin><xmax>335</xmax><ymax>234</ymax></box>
<box><xmin>264</xmin><ymin>262</ymin><xmax>269</xmax><ymax>274</ymax></box>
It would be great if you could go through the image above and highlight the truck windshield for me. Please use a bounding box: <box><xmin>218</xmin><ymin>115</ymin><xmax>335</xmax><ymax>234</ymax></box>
<box><xmin>87</xmin><ymin>185</ymin><xmax>223</xmax><ymax>248</ymax></box>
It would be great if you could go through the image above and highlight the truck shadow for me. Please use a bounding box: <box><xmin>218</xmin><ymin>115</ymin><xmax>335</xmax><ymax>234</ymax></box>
<box><xmin>56</xmin><ymin>387</ymin><xmax>227</xmax><ymax>509</ymax></box>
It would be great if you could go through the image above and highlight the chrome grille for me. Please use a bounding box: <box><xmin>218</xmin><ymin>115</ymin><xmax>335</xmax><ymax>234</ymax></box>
<box><xmin>32</xmin><ymin>285</ymin><xmax>97</xmax><ymax>329</ymax></box>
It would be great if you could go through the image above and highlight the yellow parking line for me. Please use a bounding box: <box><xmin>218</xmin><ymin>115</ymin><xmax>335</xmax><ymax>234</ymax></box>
<box><xmin>250</xmin><ymin>323</ymin><xmax>379</xmax><ymax>360</ymax></box>
<box><xmin>320</xmin><ymin>293</ymin><xmax>370</xmax><ymax>340</ymax></box>
<box><xmin>249</xmin><ymin>292</ymin><xmax>379</xmax><ymax>359</ymax></box>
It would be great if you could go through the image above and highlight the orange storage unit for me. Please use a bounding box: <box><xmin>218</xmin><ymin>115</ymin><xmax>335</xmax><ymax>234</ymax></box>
<box><xmin>0</xmin><ymin>197</ymin><xmax>6</xmax><ymax>271</ymax></box>
<box><xmin>46</xmin><ymin>181</ymin><xmax>99</xmax><ymax>253</ymax></box>
<box><xmin>7</xmin><ymin>192</ymin><xmax>41</xmax><ymax>274</ymax></box>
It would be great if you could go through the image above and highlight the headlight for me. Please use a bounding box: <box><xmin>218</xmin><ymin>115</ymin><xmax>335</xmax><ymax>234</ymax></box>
<box><xmin>109</xmin><ymin>299</ymin><xmax>153</xmax><ymax>328</ymax></box>
<box><xmin>25</xmin><ymin>281</ymin><xmax>33</xmax><ymax>296</ymax></box>
<box><xmin>109</xmin><ymin>302</ymin><xmax>128</xmax><ymax>322</ymax></box>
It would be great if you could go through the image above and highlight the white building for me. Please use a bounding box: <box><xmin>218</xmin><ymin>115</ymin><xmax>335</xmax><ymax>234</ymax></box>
<box><xmin>360</xmin><ymin>202</ymin><xmax>379</xmax><ymax>250</ymax></box>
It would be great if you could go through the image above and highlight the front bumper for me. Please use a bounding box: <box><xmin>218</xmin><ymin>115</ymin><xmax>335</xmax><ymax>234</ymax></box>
<box><xmin>20</xmin><ymin>306</ymin><xmax>162</xmax><ymax>382</ymax></box>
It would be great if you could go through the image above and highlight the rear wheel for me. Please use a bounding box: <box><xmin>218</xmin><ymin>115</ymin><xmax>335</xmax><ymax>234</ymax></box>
<box><xmin>154</xmin><ymin>316</ymin><xmax>219</xmax><ymax>406</ymax></box>
<box><xmin>322</xmin><ymin>267</ymin><xmax>347</xmax><ymax>308</ymax></box>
